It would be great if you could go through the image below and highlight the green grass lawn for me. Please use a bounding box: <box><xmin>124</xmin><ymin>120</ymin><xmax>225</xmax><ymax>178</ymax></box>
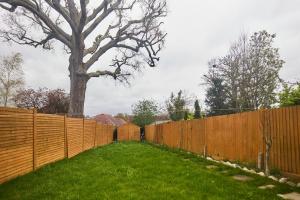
<box><xmin>0</xmin><ymin>142</ymin><xmax>299</xmax><ymax>200</ymax></box>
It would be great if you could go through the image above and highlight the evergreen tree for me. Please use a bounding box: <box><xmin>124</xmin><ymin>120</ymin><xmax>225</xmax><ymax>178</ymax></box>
<box><xmin>205</xmin><ymin>77</ymin><xmax>232</xmax><ymax>116</ymax></box>
<box><xmin>166</xmin><ymin>90</ymin><xmax>187</xmax><ymax>121</ymax></box>
<box><xmin>194</xmin><ymin>100</ymin><xmax>201</xmax><ymax>119</ymax></box>
<box><xmin>184</xmin><ymin>111</ymin><xmax>189</xmax><ymax>120</ymax></box>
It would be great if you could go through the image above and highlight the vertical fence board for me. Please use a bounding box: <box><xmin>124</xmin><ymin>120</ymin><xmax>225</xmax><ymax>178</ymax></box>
<box><xmin>144</xmin><ymin>106</ymin><xmax>300</xmax><ymax>178</ymax></box>
<box><xmin>117</xmin><ymin>123</ymin><xmax>140</xmax><ymax>141</ymax></box>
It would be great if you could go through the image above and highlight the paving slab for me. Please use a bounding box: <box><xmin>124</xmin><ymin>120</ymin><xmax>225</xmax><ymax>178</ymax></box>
<box><xmin>277</xmin><ymin>192</ymin><xmax>300</xmax><ymax>200</ymax></box>
<box><xmin>258</xmin><ymin>184</ymin><xmax>275</xmax><ymax>189</ymax></box>
<box><xmin>232</xmin><ymin>175</ymin><xmax>253</xmax><ymax>182</ymax></box>
<box><xmin>206</xmin><ymin>165</ymin><xmax>218</xmax><ymax>169</ymax></box>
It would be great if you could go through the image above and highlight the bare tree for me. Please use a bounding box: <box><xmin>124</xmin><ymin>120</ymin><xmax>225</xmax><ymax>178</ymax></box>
<box><xmin>0</xmin><ymin>0</ymin><xmax>167</xmax><ymax>117</ymax></box>
<box><xmin>0</xmin><ymin>52</ymin><xmax>24</xmax><ymax>106</ymax></box>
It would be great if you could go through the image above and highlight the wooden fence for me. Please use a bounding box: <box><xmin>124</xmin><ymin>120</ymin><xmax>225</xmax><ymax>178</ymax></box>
<box><xmin>0</xmin><ymin>107</ymin><xmax>115</xmax><ymax>184</ymax></box>
<box><xmin>145</xmin><ymin>106</ymin><xmax>300</xmax><ymax>179</ymax></box>
<box><xmin>117</xmin><ymin>123</ymin><xmax>140</xmax><ymax>141</ymax></box>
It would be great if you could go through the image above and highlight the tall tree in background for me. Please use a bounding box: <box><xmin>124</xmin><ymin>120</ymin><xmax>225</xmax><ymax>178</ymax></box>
<box><xmin>166</xmin><ymin>90</ymin><xmax>188</xmax><ymax>121</ymax></box>
<box><xmin>132</xmin><ymin>99</ymin><xmax>158</xmax><ymax>127</ymax></box>
<box><xmin>247</xmin><ymin>31</ymin><xmax>284</xmax><ymax>108</ymax></box>
<box><xmin>204</xmin><ymin>30</ymin><xmax>283</xmax><ymax>114</ymax></box>
<box><xmin>0</xmin><ymin>52</ymin><xmax>24</xmax><ymax>106</ymax></box>
<box><xmin>0</xmin><ymin>0</ymin><xmax>167</xmax><ymax>117</ymax></box>
<box><xmin>193</xmin><ymin>99</ymin><xmax>201</xmax><ymax>119</ymax></box>
<box><xmin>204</xmin><ymin>70</ymin><xmax>231</xmax><ymax>116</ymax></box>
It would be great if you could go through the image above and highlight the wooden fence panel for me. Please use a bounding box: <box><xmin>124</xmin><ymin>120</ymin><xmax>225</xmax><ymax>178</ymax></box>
<box><xmin>117</xmin><ymin>124</ymin><xmax>127</xmax><ymax>141</ymax></box>
<box><xmin>106</xmin><ymin>125</ymin><xmax>114</xmax><ymax>144</ymax></box>
<box><xmin>95</xmin><ymin>124</ymin><xmax>114</xmax><ymax>146</ymax></box>
<box><xmin>145</xmin><ymin>125</ymin><xmax>155</xmax><ymax>142</ymax></box>
<box><xmin>95</xmin><ymin>124</ymin><xmax>103</xmax><ymax>146</ymax></box>
<box><xmin>268</xmin><ymin>106</ymin><xmax>300</xmax><ymax>177</ymax></box>
<box><xmin>36</xmin><ymin>114</ymin><xmax>65</xmax><ymax>168</ymax></box>
<box><xmin>83</xmin><ymin>119</ymin><xmax>96</xmax><ymax>151</ymax></box>
<box><xmin>102</xmin><ymin>125</ymin><xmax>109</xmax><ymax>145</ymax></box>
<box><xmin>156</xmin><ymin>124</ymin><xmax>163</xmax><ymax>144</ymax></box>
<box><xmin>0</xmin><ymin>110</ymin><xmax>34</xmax><ymax>184</ymax></box>
<box><xmin>117</xmin><ymin>123</ymin><xmax>140</xmax><ymax>141</ymax></box>
<box><xmin>190</xmin><ymin>119</ymin><xmax>205</xmax><ymax>155</ymax></box>
<box><xmin>0</xmin><ymin>107</ymin><xmax>117</xmax><ymax>184</ymax></box>
<box><xmin>66</xmin><ymin>118</ymin><xmax>83</xmax><ymax>158</ymax></box>
<box><xmin>205</xmin><ymin>112</ymin><xmax>262</xmax><ymax>164</ymax></box>
<box><xmin>144</xmin><ymin>107</ymin><xmax>300</xmax><ymax>178</ymax></box>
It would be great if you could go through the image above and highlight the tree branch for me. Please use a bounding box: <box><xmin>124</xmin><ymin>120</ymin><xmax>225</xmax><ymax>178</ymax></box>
<box><xmin>85</xmin><ymin>0</ymin><xmax>112</xmax><ymax>24</ymax></box>
<box><xmin>78</xmin><ymin>0</ymin><xmax>87</xmax><ymax>33</ymax></box>
<box><xmin>83</xmin><ymin>0</ymin><xmax>122</xmax><ymax>38</ymax></box>
<box><xmin>44</xmin><ymin>0</ymin><xmax>77</xmax><ymax>32</ymax></box>
<box><xmin>0</xmin><ymin>2</ymin><xmax>17</xmax><ymax>11</ymax></box>
<box><xmin>0</xmin><ymin>0</ymin><xmax>71</xmax><ymax>47</ymax></box>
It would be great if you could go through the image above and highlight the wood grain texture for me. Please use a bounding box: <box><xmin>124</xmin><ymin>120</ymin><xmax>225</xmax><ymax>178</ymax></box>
<box><xmin>117</xmin><ymin>123</ymin><xmax>140</xmax><ymax>141</ymax></box>
<box><xmin>0</xmin><ymin>109</ymin><xmax>33</xmax><ymax>184</ymax></box>
<box><xmin>145</xmin><ymin>106</ymin><xmax>300</xmax><ymax>178</ymax></box>
<box><xmin>36</xmin><ymin>114</ymin><xmax>65</xmax><ymax>168</ymax></box>
<box><xmin>66</xmin><ymin>117</ymin><xmax>84</xmax><ymax>158</ymax></box>
<box><xmin>0</xmin><ymin>107</ymin><xmax>115</xmax><ymax>184</ymax></box>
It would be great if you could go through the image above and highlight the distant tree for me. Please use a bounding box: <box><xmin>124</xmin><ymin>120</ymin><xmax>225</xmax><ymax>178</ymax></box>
<box><xmin>14</xmin><ymin>88</ymin><xmax>69</xmax><ymax>114</ymax></box>
<box><xmin>115</xmin><ymin>113</ymin><xmax>131</xmax><ymax>122</ymax></box>
<box><xmin>184</xmin><ymin>110</ymin><xmax>188</xmax><ymax>120</ymax></box>
<box><xmin>205</xmin><ymin>76</ymin><xmax>231</xmax><ymax>116</ymax></box>
<box><xmin>166</xmin><ymin>90</ymin><xmax>189</xmax><ymax>121</ymax></box>
<box><xmin>42</xmin><ymin>89</ymin><xmax>69</xmax><ymax>114</ymax></box>
<box><xmin>132</xmin><ymin>99</ymin><xmax>158</xmax><ymax>127</ymax></box>
<box><xmin>246</xmin><ymin>31</ymin><xmax>284</xmax><ymax>108</ymax></box>
<box><xmin>194</xmin><ymin>99</ymin><xmax>201</xmax><ymax>119</ymax></box>
<box><xmin>279</xmin><ymin>83</ymin><xmax>300</xmax><ymax>107</ymax></box>
<box><xmin>205</xmin><ymin>30</ymin><xmax>284</xmax><ymax>113</ymax></box>
<box><xmin>0</xmin><ymin>52</ymin><xmax>24</xmax><ymax>106</ymax></box>
<box><xmin>13</xmin><ymin>88</ymin><xmax>46</xmax><ymax>111</ymax></box>
<box><xmin>184</xmin><ymin>110</ymin><xmax>193</xmax><ymax>120</ymax></box>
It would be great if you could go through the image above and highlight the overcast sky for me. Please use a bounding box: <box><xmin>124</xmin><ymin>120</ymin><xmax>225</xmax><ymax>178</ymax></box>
<box><xmin>1</xmin><ymin>0</ymin><xmax>300</xmax><ymax>116</ymax></box>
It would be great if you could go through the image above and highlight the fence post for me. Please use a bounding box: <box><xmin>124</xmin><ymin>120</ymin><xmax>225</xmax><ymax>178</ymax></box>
<box><xmin>32</xmin><ymin>108</ymin><xmax>37</xmax><ymax>170</ymax></box>
<box><xmin>94</xmin><ymin>121</ymin><xmax>97</xmax><ymax>148</ymax></box>
<box><xmin>204</xmin><ymin>118</ymin><xmax>207</xmax><ymax>157</ymax></box>
<box><xmin>258</xmin><ymin>109</ymin><xmax>266</xmax><ymax>169</ymax></box>
<box><xmin>64</xmin><ymin>115</ymin><xmax>68</xmax><ymax>158</ymax></box>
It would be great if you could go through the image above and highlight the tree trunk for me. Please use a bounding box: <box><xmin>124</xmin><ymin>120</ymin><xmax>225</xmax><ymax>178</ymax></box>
<box><xmin>68</xmin><ymin>37</ymin><xmax>88</xmax><ymax>117</ymax></box>
<box><xmin>265</xmin><ymin>140</ymin><xmax>271</xmax><ymax>176</ymax></box>
<box><xmin>68</xmin><ymin>71</ymin><xmax>88</xmax><ymax>117</ymax></box>
<box><xmin>3</xmin><ymin>87</ymin><xmax>9</xmax><ymax>107</ymax></box>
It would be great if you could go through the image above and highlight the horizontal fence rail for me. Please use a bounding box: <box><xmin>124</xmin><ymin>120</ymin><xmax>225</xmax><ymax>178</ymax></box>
<box><xmin>145</xmin><ymin>106</ymin><xmax>300</xmax><ymax>179</ymax></box>
<box><xmin>0</xmin><ymin>107</ymin><xmax>115</xmax><ymax>184</ymax></box>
